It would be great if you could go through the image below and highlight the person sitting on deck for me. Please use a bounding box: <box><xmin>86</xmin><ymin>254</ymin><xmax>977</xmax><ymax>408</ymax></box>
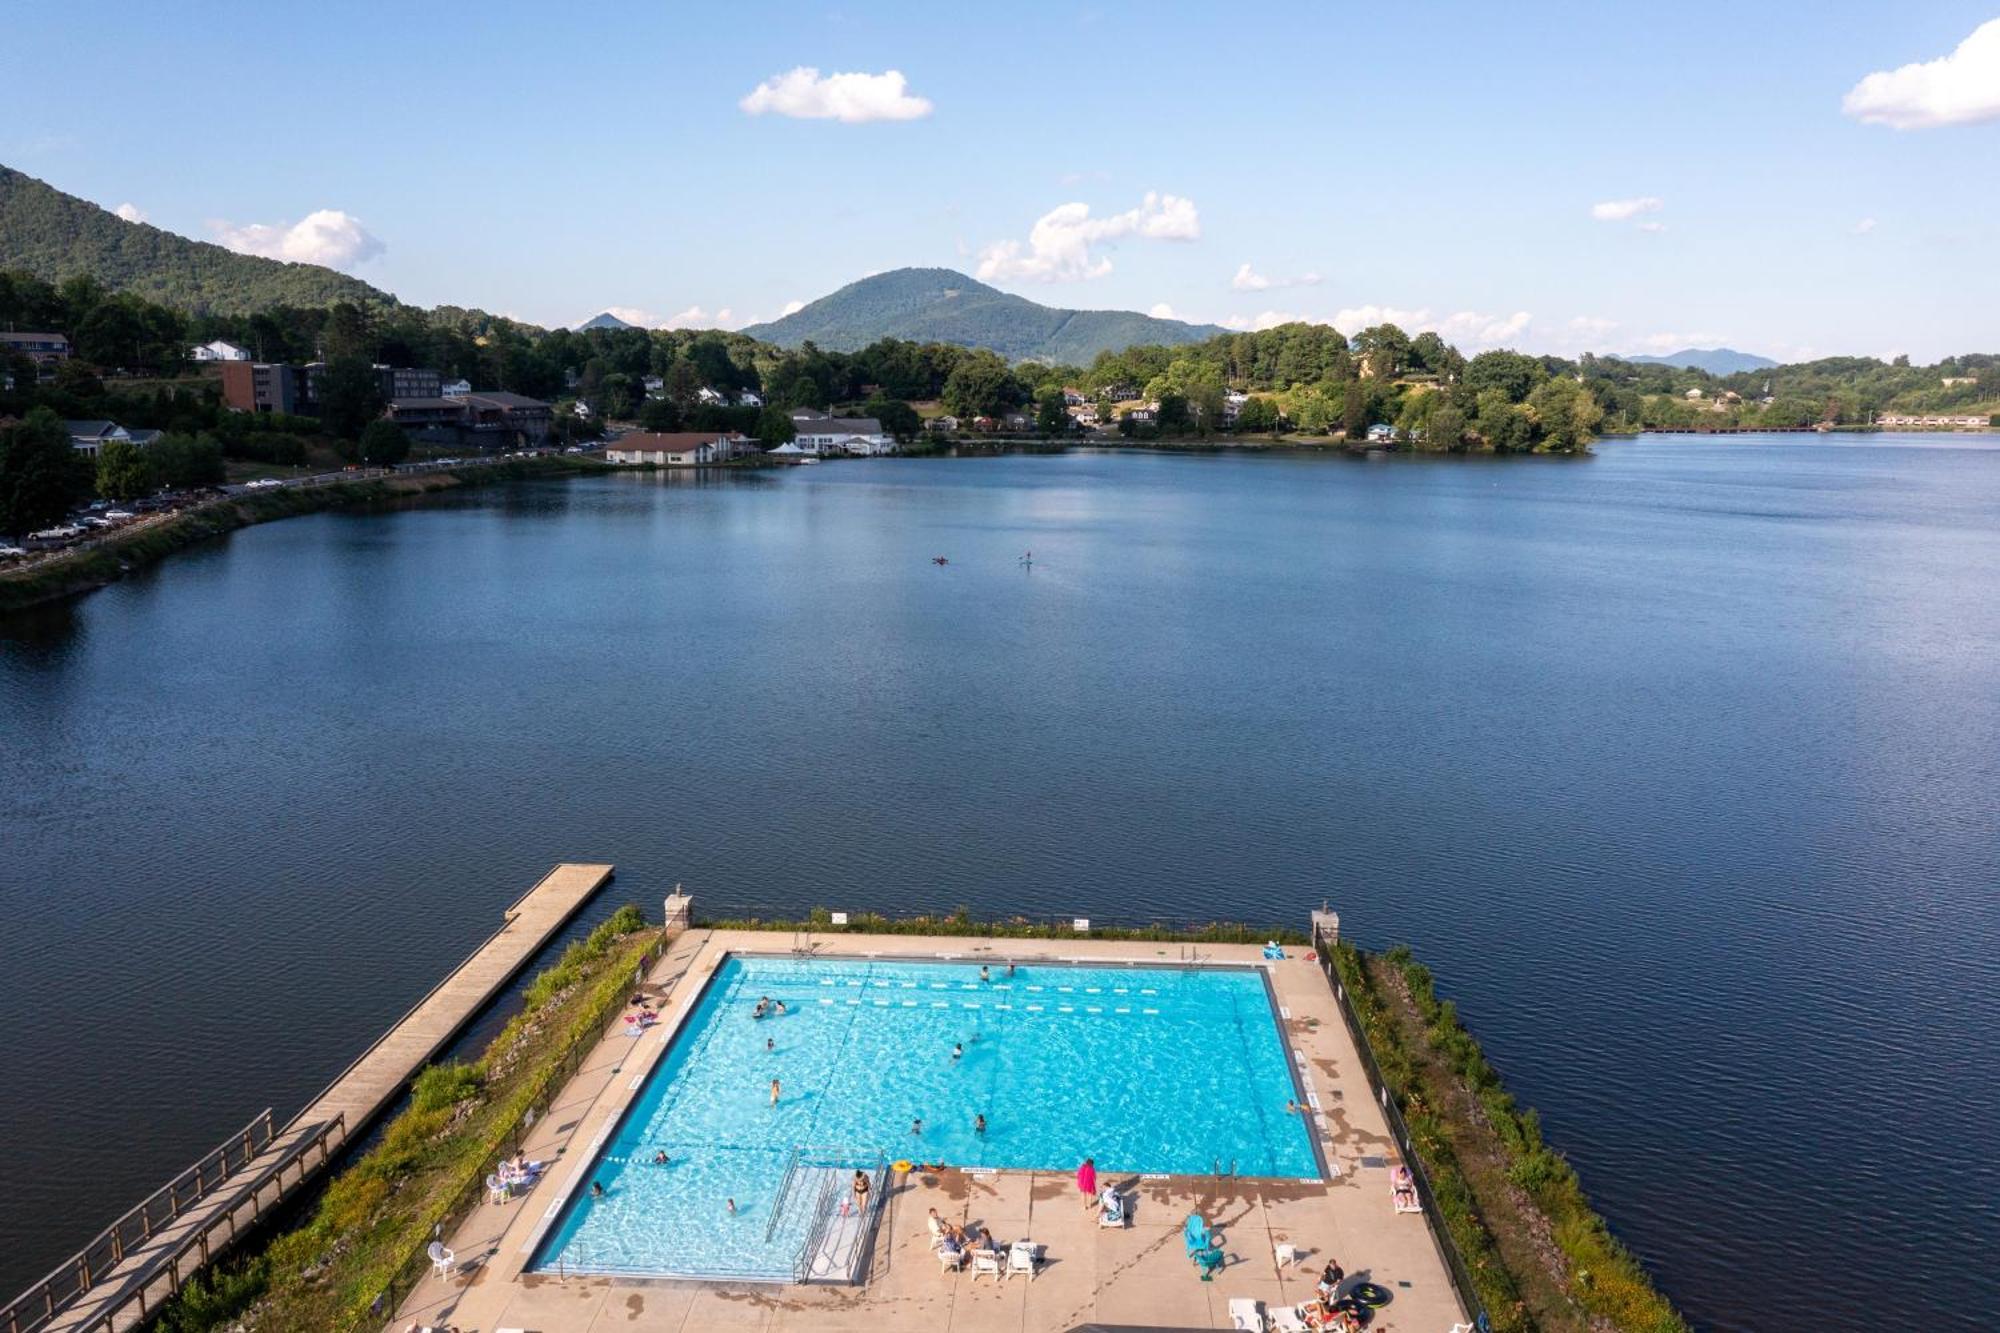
<box><xmin>1099</xmin><ymin>1185</ymin><xmax>1125</xmax><ymax>1224</ymax></box>
<box><xmin>1316</xmin><ymin>1258</ymin><xmax>1344</xmax><ymax>1301</ymax></box>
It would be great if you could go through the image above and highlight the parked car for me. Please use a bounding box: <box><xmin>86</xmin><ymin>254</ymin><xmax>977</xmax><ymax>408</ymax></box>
<box><xmin>0</xmin><ymin>544</ymin><xmax>28</xmax><ymax>558</ymax></box>
<box><xmin>104</xmin><ymin>510</ymin><xmax>135</xmax><ymax>520</ymax></box>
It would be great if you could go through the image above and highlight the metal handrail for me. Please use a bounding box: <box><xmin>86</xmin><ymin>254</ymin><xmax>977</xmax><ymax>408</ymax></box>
<box><xmin>1311</xmin><ymin>926</ymin><xmax>1492</xmax><ymax>1331</ymax></box>
<box><xmin>2</xmin><ymin>1112</ymin><xmax>345</xmax><ymax>1333</ymax></box>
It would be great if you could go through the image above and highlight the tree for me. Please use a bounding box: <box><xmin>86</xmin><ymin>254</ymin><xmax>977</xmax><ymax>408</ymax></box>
<box><xmin>1474</xmin><ymin>390</ymin><xmax>1534</xmax><ymax>452</ymax></box>
<box><xmin>941</xmin><ymin>350</ymin><xmax>1022</xmax><ymax>419</ymax></box>
<box><xmin>148</xmin><ymin>433</ymin><xmax>226</xmax><ymax>488</ymax></box>
<box><xmin>0</xmin><ymin>408</ymin><xmax>92</xmax><ymax>534</ymax></box>
<box><xmin>1235</xmin><ymin>395</ymin><xmax>1279</xmax><ymax>433</ymax></box>
<box><xmin>1156</xmin><ymin>393</ymin><xmax>1191</xmax><ymax>434</ymax></box>
<box><xmin>864</xmin><ymin>397</ymin><xmax>922</xmax><ymax>443</ymax></box>
<box><xmin>358</xmin><ymin>419</ymin><xmax>411</xmax><ymax>467</ymax></box>
<box><xmin>665</xmin><ymin>359</ymin><xmax>703</xmax><ymax>415</ymax></box>
<box><xmin>1465</xmin><ymin>351</ymin><xmax>1546</xmax><ymax>403</ymax></box>
<box><xmin>1342</xmin><ymin>380</ymin><xmax>1370</xmax><ymax>438</ymax></box>
<box><xmin>317</xmin><ymin>356</ymin><xmax>385</xmax><ymax>440</ymax></box>
<box><xmin>95</xmin><ymin>437</ymin><xmax>154</xmax><ymax>500</ymax></box>
<box><xmin>1035</xmin><ymin>388</ymin><xmax>1068</xmax><ymax>435</ymax></box>
<box><xmin>1525</xmin><ymin>377</ymin><xmax>1601</xmax><ymax>452</ymax></box>
<box><xmin>756</xmin><ymin>406</ymin><xmax>797</xmax><ymax>445</ymax></box>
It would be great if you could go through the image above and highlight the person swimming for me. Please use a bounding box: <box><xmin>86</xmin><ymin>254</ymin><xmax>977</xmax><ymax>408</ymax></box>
<box><xmin>654</xmin><ymin>1150</ymin><xmax>669</xmax><ymax>1165</ymax></box>
<box><xmin>974</xmin><ymin>1113</ymin><xmax>987</xmax><ymax>1135</ymax></box>
<box><xmin>979</xmin><ymin>965</ymin><xmax>991</xmax><ymax>982</ymax></box>
<box><xmin>591</xmin><ymin>1180</ymin><xmax>605</xmax><ymax>1198</ymax></box>
<box><xmin>912</xmin><ymin>1117</ymin><xmax>923</xmax><ymax>1135</ymax></box>
<box><xmin>951</xmin><ymin>1042</ymin><xmax>964</xmax><ymax>1061</ymax></box>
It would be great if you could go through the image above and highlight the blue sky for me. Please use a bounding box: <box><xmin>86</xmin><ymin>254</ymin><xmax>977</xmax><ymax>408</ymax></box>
<box><xmin>6</xmin><ymin>1</ymin><xmax>1998</xmax><ymax>361</ymax></box>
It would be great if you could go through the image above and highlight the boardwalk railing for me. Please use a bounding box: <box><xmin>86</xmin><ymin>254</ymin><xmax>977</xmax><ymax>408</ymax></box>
<box><xmin>1310</xmin><ymin>922</ymin><xmax>1492</xmax><ymax>1333</ymax></box>
<box><xmin>2</xmin><ymin>1111</ymin><xmax>344</xmax><ymax>1333</ymax></box>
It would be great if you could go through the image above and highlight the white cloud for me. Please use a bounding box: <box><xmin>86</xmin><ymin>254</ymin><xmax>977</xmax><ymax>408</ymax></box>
<box><xmin>601</xmin><ymin>306</ymin><xmax>659</xmax><ymax>327</ymax></box>
<box><xmin>1591</xmin><ymin>196</ymin><xmax>1663</xmax><ymax>223</ymax></box>
<box><xmin>779</xmin><ymin>299</ymin><xmax>806</xmax><ymax>317</ymax></box>
<box><xmin>1853</xmin><ymin>217</ymin><xmax>1878</xmax><ymax>234</ymax></box>
<box><xmin>659</xmin><ymin>305</ymin><xmax>740</xmax><ymax>330</ymax></box>
<box><xmin>1843</xmin><ymin>19</ymin><xmax>2000</xmax><ymax>129</ymax></box>
<box><xmin>1635</xmin><ymin>221</ymin><xmax>1668</xmax><ymax>233</ymax></box>
<box><xmin>1330</xmin><ymin>305</ymin><xmax>1533</xmax><ymax>350</ymax></box>
<box><xmin>209</xmin><ymin>209</ymin><xmax>384</xmax><ymax>270</ymax></box>
<box><xmin>1148</xmin><ymin>303</ymin><xmax>1176</xmax><ymax>319</ymax></box>
<box><xmin>975</xmin><ymin>192</ymin><xmax>1200</xmax><ymax>282</ymax></box>
<box><xmin>739</xmin><ymin>67</ymin><xmax>932</xmax><ymax>123</ymax></box>
<box><xmin>1231</xmin><ymin>262</ymin><xmax>1321</xmax><ymax>292</ymax></box>
<box><xmin>1220</xmin><ymin>310</ymin><xmax>1311</xmax><ymax>332</ymax></box>
<box><xmin>113</xmin><ymin>202</ymin><xmax>146</xmax><ymax>224</ymax></box>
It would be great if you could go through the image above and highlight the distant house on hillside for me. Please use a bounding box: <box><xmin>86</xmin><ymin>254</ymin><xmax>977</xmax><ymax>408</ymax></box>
<box><xmin>604</xmin><ymin>431</ymin><xmax>750</xmax><ymax>465</ymax></box>
<box><xmin>1222</xmin><ymin>389</ymin><xmax>1249</xmax><ymax>424</ymax></box>
<box><xmin>1876</xmin><ymin>413</ymin><xmax>1989</xmax><ymax>429</ymax></box>
<box><xmin>64</xmin><ymin>420</ymin><xmax>137</xmax><ymax>456</ymax></box>
<box><xmin>1941</xmin><ymin>376</ymin><xmax>1978</xmax><ymax>387</ymax></box>
<box><xmin>0</xmin><ymin>331</ymin><xmax>70</xmax><ymax>367</ymax></box>
<box><xmin>697</xmin><ymin>386</ymin><xmax>727</xmax><ymax>406</ymax></box>
<box><xmin>738</xmin><ymin>389</ymin><xmax>764</xmax><ymax>408</ymax></box>
<box><xmin>642</xmin><ymin>375</ymin><xmax>664</xmax><ymax>397</ymax></box>
<box><xmin>191</xmin><ymin>339</ymin><xmax>251</xmax><ymax>362</ymax></box>
<box><xmin>441</xmin><ymin>378</ymin><xmax>472</xmax><ymax>399</ymax></box>
<box><xmin>793</xmin><ymin>414</ymin><xmax>894</xmax><ymax>456</ymax></box>
<box><xmin>1365</xmin><ymin>424</ymin><xmax>1396</xmax><ymax>443</ymax></box>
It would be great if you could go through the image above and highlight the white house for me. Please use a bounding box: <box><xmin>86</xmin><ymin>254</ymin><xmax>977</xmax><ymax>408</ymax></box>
<box><xmin>190</xmin><ymin>339</ymin><xmax>251</xmax><ymax>362</ymax></box>
<box><xmin>603</xmin><ymin>431</ymin><xmax>750</xmax><ymax>465</ymax></box>
<box><xmin>738</xmin><ymin>389</ymin><xmax>764</xmax><ymax>408</ymax></box>
<box><xmin>696</xmin><ymin>386</ymin><xmax>728</xmax><ymax>406</ymax></box>
<box><xmin>441</xmin><ymin>378</ymin><xmax>472</xmax><ymax>399</ymax></box>
<box><xmin>642</xmin><ymin>375</ymin><xmax>664</xmax><ymax>397</ymax></box>
<box><xmin>1222</xmin><ymin>390</ymin><xmax>1250</xmax><ymax>424</ymax></box>
<box><xmin>927</xmin><ymin>415</ymin><xmax>960</xmax><ymax>433</ymax></box>
<box><xmin>792</xmin><ymin>414</ymin><xmax>894</xmax><ymax>456</ymax></box>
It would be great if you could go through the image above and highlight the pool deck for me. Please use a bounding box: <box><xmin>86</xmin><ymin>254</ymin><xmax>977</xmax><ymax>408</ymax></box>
<box><xmin>393</xmin><ymin>931</ymin><xmax>1467</xmax><ymax>1333</ymax></box>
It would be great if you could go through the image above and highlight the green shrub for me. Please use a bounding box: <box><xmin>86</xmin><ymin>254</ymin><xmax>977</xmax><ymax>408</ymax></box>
<box><xmin>410</xmin><ymin>1061</ymin><xmax>482</xmax><ymax>1113</ymax></box>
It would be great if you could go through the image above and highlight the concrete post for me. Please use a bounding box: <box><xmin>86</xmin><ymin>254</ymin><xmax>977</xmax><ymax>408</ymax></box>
<box><xmin>1311</xmin><ymin>908</ymin><xmax>1340</xmax><ymax>948</ymax></box>
<box><xmin>664</xmin><ymin>886</ymin><xmax>693</xmax><ymax>931</ymax></box>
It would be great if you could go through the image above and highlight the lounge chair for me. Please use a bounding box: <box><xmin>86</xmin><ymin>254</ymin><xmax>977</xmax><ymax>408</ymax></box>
<box><xmin>1099</xmin><ymin>1188</ymin><xmax>1127</xmax><ymax>1228</ymax></box>
<box><xmin>1229</xmin><ymin>1297</ymin><xmax>1267</xmax><ymax>1331</ymax></box>
<box><xmin>936</xmin><ymin>1243</ymin><xmax>965</xmax><ymax>1273</ymax></box>
<box><xmin>1269</xmin><ymin>1306</ymin><xmax>1312</xmax><ymax>1333</ymax></box>
<box><xmin>970</xmin><ymin>1250</ymin><xmax>1004</xmax><ymax>1282</ymax></box>
<box><xmin>1192</xmin><ymin>1244</ymin><xmax>1226</xmax><ymax>1281</ymax></box>
<box><xmin>1006</xmin><ymin>1240</ymin><xmax>1039</xmax><ymax>1281</ymax></box>
<box><xmin>1182</xmin><ymin>1212</ymin><xmax>1211</xmax><ymax>1254</ymax></box>
<box><xmin>427</xmin><ymin>1240</ymin><xmax>457</xmax><ymax>1279</ymax></box>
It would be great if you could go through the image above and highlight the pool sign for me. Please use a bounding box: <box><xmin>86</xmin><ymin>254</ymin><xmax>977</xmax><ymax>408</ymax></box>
<box><xmin>1073</xmin><ymin>917</ymin><xmax>1090</xmax><ymax>932</ymax></box>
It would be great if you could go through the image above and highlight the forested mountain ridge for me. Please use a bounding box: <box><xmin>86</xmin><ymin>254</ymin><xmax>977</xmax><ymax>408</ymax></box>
<box><xmin>1627</xmin><ymin>348</ymin><xmax>1778</xmax><ymax>374</ymax></box>
<box><xmin>0</xmin><ymin>165</ymin><xmax>393</xmax><ymax>316</ymax></box>
<box><xmin>742</xmin><ymin>267</ymin><xmax>1227</xmax><ymax>362</ymax></box>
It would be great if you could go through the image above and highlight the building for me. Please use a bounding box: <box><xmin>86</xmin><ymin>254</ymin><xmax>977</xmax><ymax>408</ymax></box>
<box><xmin>738</xmin><ymin>389</ymin><xmax>764</xmax><ymax>408</ymax></box>
<box><xmin>1222</xmin><ymin>390</ymin><xmax>1249</xmax><ymax>424</ymax></box>
<box><xmin>459</xmin><ymin>392</ymin><xmax>552</xmax><ymax>448</ymax></box>
<box><xmin>791</xmin><ymin>414</ymin><xmax>894</xmax><ymax>456</ymax></box>
<box><xmin>65</xmin><ymin>420</ymin><xmax>132</xmax><ymax>458</ymax></box>
<box><xmin>190</xmin><ymin>339</ymin><xmax>251</xmax><ymax>362</ymax></box>
<box><xmin>603</xmin><ymin>431</ymin><xmax>750</xmax><ymax>466</ymax></box>
<box><xmin>642</xmin><ymin>375</ymin><xmax>665</xmax><ymax>397</ymax></box>
<box><xmin>440</xmin><ymin>378</ymin><xmax>472</xmax><ymax>399</ymax></box>
<box><xmin>696</xmin><ymin>386</ymin><xmax>728</xmax><ymax>406</ymax></box>
<box><xmin>1366</xmin><ymin>423</ymin><xmax>1397</xmax><ymax>443</ymax></box>
<box><xmin>1941</xmin><ymin>376</ymin><xmax>1978</xmax><ymax>387</ymax></box>
<box><xmin>927</xmin><ymin>415</ymin><xmax>960</xmax><ymax>433</ymax></box>
<box><xmin>383</xmin><ymin>366</ymin><xmax>442</xmax><ymax>400</ymax></box>
<box><xmin>385</xmin><ymin>392</ymin><xmax>554</xmax><ymax>449</ymax></box>
<box><xmin>219</xmin><ymin>361</ymin><xmax>308</xmax><ymax>415</ymax></box>
<box><xmin>0</xmin><ymin>331</ymin><xmax>71</xmax><ymax>367</ymax></box>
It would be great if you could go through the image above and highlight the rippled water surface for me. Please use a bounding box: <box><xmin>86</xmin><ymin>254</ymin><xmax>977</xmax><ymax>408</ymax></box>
<box><xmin>2</xmin><ymin>437</ymin><xmax>1996</xmax><ymax>1328</ymax></box>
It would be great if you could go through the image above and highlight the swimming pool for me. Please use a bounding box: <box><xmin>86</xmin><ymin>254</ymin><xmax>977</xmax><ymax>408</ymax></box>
<box><xmin>529</xmin><ymin>954</ymin><xmax>1318</xmax><ymax>1279</ymax></box>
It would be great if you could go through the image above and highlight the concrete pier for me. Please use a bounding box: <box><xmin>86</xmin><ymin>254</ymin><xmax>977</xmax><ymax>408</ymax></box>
<box><xmin>25</xmin><ymin>862</ymin><xmax>614</xmax><ymax>1333</ymax></box>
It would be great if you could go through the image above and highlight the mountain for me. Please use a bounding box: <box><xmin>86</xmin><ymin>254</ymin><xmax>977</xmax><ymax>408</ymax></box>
<box><xmin>577</xmin><ymin>311</ymin><xmax>637</xmax><ymax>331</ymax></box>
<box><xmin>0</xmin><ymin>165</ymin><xmax>393</xmax><ymax>315</ymax></box>
<box><xmin>1624</xmin><ymin>347</ymin><xmax>1777</xmax><ymax>375</ymax></box>
<box><xmin>741</xmin><ymin>267</ymin><xmax>1228</xmax><ymax>363</ymax></box>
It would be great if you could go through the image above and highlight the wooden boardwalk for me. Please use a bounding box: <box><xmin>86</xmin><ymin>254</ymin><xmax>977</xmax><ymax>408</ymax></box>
<box><xmin>24</xmin><ymin>863</ymin><xmax>614</xmax><ymax>1333</ymax></box>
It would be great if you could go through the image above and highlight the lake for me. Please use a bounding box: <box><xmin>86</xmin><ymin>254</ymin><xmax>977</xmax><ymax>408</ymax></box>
<box><xmin>1</xmin><ymin>437</ymin><xmax>1995</xmax><ymax>1329</ymax></box>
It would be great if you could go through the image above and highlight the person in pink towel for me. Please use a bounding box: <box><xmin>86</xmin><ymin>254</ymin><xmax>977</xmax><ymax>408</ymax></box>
<box><xmin>1076</xmin><ymin>1156</ymin><xmax>1097</xmax><ymax>1209</ymax></box>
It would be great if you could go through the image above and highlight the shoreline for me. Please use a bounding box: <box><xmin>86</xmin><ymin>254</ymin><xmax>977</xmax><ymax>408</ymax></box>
<box><xmin>0</xmin><ymin>455</ymin><xmax>601</xmax><ymax>615</ymax></box>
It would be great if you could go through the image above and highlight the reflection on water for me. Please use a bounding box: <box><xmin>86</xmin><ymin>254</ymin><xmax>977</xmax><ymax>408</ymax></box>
<box><xmin>1</xmin><ymin>438</ymin><xmax>1997</xmax><ymax>1329</ymax></box>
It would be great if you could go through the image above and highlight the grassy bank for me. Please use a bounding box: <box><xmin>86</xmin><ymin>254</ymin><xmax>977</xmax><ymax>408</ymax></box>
<box><xmin>149</xmin><ymin>905</ymin><xmax>661</xmax><ymax>1333</ymax></box>
<box><xmin>698</xmin><ymin>905</ymin><xmax>1308</xmax><ymax>945</ymax></box>
<box><xmin>1329</xmin><ymin>940</ymin><xmax>1686</xmax><ymax>1333</ymax></box>
<box><xmin>0</xmin><ymin>456</ymin><xmax>599</xmax><ymax>615</ymax></box>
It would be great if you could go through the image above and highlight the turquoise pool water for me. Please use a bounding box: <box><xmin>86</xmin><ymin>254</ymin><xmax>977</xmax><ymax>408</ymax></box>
<box><xmin>529</xmin><ymin>954</ymin><xmax>1317</xmax><ymax>1278</ymax></box>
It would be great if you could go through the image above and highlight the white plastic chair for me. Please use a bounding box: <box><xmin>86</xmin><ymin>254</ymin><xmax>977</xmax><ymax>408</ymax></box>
<box><xmin>936</xmin><ymin>1245</ymin><xmax>965</xmax><ymax>1273</ymax></box>
<box><xmin>486</xmin><ymin>1173</ymin><xmax>509</xmax><ymax>1205</ymax></box>
<box><xmin>1274</xmin><ymin>1241</ymin><xmax>1299</xmax><ymax>1268</ymax></box>
<box><xmin>970</xmin><ymin>1250</ymin><xmax>1003</xmax><ymax>1282</ymax></box>
<box><xmin>1228</xmin><ymin>1297</ymin><xmax>1266</xmax><ymax>1331</ymax></box>
<box><xmin>1006</xmin><ymin>1240</ymin><xmax>1039</xmax><ymax>1281</ymax></box>
<box><xmin>427</xmin><ymin>1240</ymin><xmax>457</xmax><ymax>1278</ymax></box>
<box><xmin>1269</xmin><ymin>1307</ymin><xmax>1311</xmax><ymax>1333</ymax></box>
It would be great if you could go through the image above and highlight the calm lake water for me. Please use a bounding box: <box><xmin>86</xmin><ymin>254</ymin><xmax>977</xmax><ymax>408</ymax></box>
<box><xmin>2</xmin><ymin>437</ymin><xmax>1996</xmax><ymax>1328</ymax></box>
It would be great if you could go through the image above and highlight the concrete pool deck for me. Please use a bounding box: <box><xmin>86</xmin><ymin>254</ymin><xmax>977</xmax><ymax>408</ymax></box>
<box><xmin>393</xmin><ymin>930</ymin><xmax>1467</xmax><ymax>1333</ymax></box>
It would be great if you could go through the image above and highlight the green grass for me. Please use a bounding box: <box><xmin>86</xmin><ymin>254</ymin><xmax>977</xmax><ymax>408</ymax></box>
<box><xmin>148</xmin><ymin>905</ymin><xmax>662</xmax><ymax>1333</ymax></box>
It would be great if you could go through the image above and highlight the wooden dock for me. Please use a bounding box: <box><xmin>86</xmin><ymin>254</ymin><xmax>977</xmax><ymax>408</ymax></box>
<box><xmin>15</xmin><ymin>863</ymin><xmax>614</xmax><ymax>1333</ymax></box>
